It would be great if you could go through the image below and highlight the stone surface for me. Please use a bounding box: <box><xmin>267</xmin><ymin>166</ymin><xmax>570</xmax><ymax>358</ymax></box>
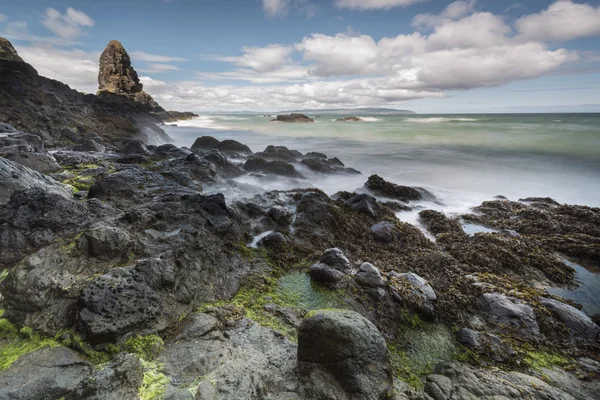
<box><xmin>272</xmin><ymin>114</ymin><xmax>315</xmax><ymax>123</ymax></box>
<box><xmin>355</xmin><ymin>262</ymin><xmax>386</xmax><ymax>288</ymax></box>
<box><xmin>540</xmin><ymin>297</ymin><xmax>600</xmax><ymax>343</ymax></box>
<box><xmin>365</xmin><ymin>174</ymin><xmax>436</xmax><ymax>202</ymax></box>
<box><xmin>370</xmin><ymin>221</ymin><xmax>400</xmax><ymax>244</ymax></box>
<box><xmin>298</xmin><ymin>309</ymin><xmax>393</xmax><ymax>400</ymax></box>
<box><xmin>0</xmin><ymin>346</ymin><xmax>92</xmax><ymax>400</ymax></box>
<box><xmin>481</xmin><ymin>293</ymin><xmax>540</xmax><ymax>338</ymax></box>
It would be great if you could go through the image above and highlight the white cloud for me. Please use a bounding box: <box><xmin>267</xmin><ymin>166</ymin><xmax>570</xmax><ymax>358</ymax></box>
<box><xmin>131</xmin><ymin>51</ymin><xmax>187</xmax><ymax>63</ymax></box>
<box><xmin>15</xmin><ymin>44</ymin><xmax>99</xmax><ymax>93</ymax></box>
<box><xmin>516</xmin><ymin>0</ymin><xmax>600</xmax><ymax>41</ymax></box>
<box><xmin>335</xmin><ymin>0</ymin><xmax>428</xmax><ymax>11</ymax></box>
<box><xmin>214</xmin><ymin>44</ymin><xmax>294</xmax><ymax>73</ymax></box>
<box><xmin>262</xmin><ymin>0</ymin><xmax>290</xmax><ymax>17</ymax></box>
<box><xmin>41</xmin><ymin>7</ymin><xmax>94</xmax><ymax>40</ymax></box>
<box><xmin>138</xmin><ymin>63</ymin><xmax>181</xmax><ymax>73</ymax></box>
<box><xmin>412</xmin><ymin>0</ymin><xmax>476</xmax><ymax>28</ymax></box>
<box><xmin>197</xmin><ymin>65</ymin><xmax>309</xmax><ymax>84</ymax></box>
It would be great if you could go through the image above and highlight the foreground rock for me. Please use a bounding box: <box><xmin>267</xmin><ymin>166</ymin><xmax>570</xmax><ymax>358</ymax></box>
<box><xmin>298</xmin><ymin>310</ymin><xmax>392</xmax><ymax>400</ymax></box>
<box><xmin>365</xmin><ymin>174</ymin><xmax>436</xmax><ymax>202</ymax></box>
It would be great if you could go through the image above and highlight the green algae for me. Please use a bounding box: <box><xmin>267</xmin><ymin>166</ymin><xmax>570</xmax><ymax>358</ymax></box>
<box><xmin>139</xmin><ymin>360</ymin><xmax>170</xmax><ymax>400</ymax></box>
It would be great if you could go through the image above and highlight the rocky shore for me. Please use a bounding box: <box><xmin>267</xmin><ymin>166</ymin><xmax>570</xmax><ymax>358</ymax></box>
<box><xmin>0</xmin><ymin>37</ymin><xmax>599</xmax><ymax>400</ymax></box>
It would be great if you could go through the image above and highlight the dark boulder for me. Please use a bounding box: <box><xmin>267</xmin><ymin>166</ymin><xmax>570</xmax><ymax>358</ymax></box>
<box><xmin>218</xmin><ymin>139</ymin><xmax>252</xmax><ymax>155</ymax></box>
<box><xmin>540</xmin><ymin>297</ymin><xmax>600</xmax><ymax>343</ymax></box>
<box><xmin>370</xmin><ymin>221</ymin><xmax>400</xmax><ymax>244</ymax></box>
<box><xmin>320</xmin><ymin>248</ymin><xmax>352</xmax><ymax>272</ymax></box>
<box><xmin>345</xmin><ymin>193</ymin><xmax>382</xmax><ymax>218</ymax></box>
<box><xmin>121</xmin><ymin>140</ymin><xmax>149</xmax><ymax>155</ymax></box>
<box><xmin>298</xmin><ymin>310</ymin><xmax>392</xmax><ymax>400</ymax></box>
<box><xmin>480</xmin><ymin>293</ymin><xmax>540</xmax><ymax>339</ymax></box>
<box><xmin>365</xmin><ymin>174</ymin><xmax>436</xmax><ymax>202</ymax></box>
<box><xmin>191</xmin><ymin>136</ymin><xmax>220</xmax><ymax>151</ymax></box>
<box><xmin>354</xmin><ymin>262</ymin><xmax>385</xmax><ymax>288</ymax></box>
<box><xmin>389</xmin><ymin>272</ymin><xmax>437</xmax><ymax>317</ymax></box>
<box><xmin>0</xmin><ymin>346</ymin><xmax>92</xmax><ymax>400</ymax></box>
<box><xmin>78</xmin><ymin>268</ymin><xmax>163</xmax><ymax>343</ymax></box>
<box><xmin>255</xmin><ymin>145</ymin><xmax>302</xmax><ymax>162</ymax></box>
<box><xmin>272</xmin><ymin>114</ymin><xmax>315</xmax><ymax>123</ymax></box>
<box><xmin>244</xmin><ymin>157</ymin><xmax>302</xmax><ymax>177</ymax></box>
<box><xmin>419</xmin><ymin>210</ymin><xmax>465</xmax><ymax>236</ymax></box>
<box><xmin>73</xmin><ymin>139</ymin><xmax>106</xmax><ymax>153</ymax></box>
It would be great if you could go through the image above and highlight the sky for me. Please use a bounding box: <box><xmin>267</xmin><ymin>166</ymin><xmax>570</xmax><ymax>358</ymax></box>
<box><xmin>1</xmin><ymin>0</ymin><xmax>600</xmax><ymax>113</ymax></box>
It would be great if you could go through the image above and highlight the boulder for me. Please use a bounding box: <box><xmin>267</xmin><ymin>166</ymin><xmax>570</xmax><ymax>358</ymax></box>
<box><xmin>540</xmin><ymin>297</ymin><xmax>599</xmax><ymax>343</ymax></box>
<box><xmin>244</xmin><ymin>157</ymin><xmax>301</xmax><ymax>177</ymax></box>
<box><xmin>66</xmin><ymin>353</ymin><xmax>143</xmax><ymax>400</ymax></box>
<box><xmin>345</xmin><ymin>193</ymin><xmax>382</xmax><ymax>218</ymax></box>
<box><xmin>176</xmin><ymin>313</ymin><xmax>218</xmax><ymax>341</ymax></box>
<box><xmin>370</xmin><ymin>221</ymin><xmax>400</xmax><ymax>244</ymax></box>
<box><xmin>354</xmin><ymin>262</ymin><xmax>385</xmax><ymax>288</ymax></box>
<box><xmin>480</xmin><ymin>293</ymin><xmax>540</xmax><ymax>338</ymax></box>
<box><xmin>121</xmin><ymin>140</ymin><xmax>149</xmax><ymax>155</ymax></box>
<box><xmin>310</xmin><ymin>262</ymin><xmax>346</xmax><ymax>284</ymax></box>
<box><xmin>272</xmin><ymin>114</ymin><xmax>315</xmax><ymax>123</ymax></box>
<box><xmin>191</xmin><ymin>136</ymin><xmax>221</xmax><ymax>151</ymax></box>
<box><xmin>74</xmin><ymin>139</ymin><xmax>106</xmax><ymax>153</ymax></box>
<box><xmin>255</xmin><ymin>145</ymin><xmax>302</xmax><ymax>162</ymax></box>
<box><xmin>84</xmin><ymin>223</ymin><xmax>133</xmax><ymax>260</ymax></box>
<box><xmin>418</xmin><ymin>210</ymin><xmax>464</xmax><ymax>236</ymax></box>
<box><xmin>365</xmin><ymin>174</ymin><xmax>436</xmax><ymax>202</ymax></box>
<box><xmin>78</xmin><ymin>268</ymin><xmax>163</xmax><ymax>343</ymax></box>
<box><xmin>457</xmin><ymin>328</ymin><xmax>516</xmax><ymax>362</ymax></box>
<box><xmin>298</xmin><ymin>310</ymin><xmax>392</xmax><ymax>400</ymax></box>
<box><xmin>0</xmin><ymin>346</ymin><xmax>92</xmax><ymax>400</ymax></box>
<box><xmin>258</xmin><ymin>231</ymin><xmax>289</xmax><ymax>249</ymax></box>
<box><xmin>389</xmin><ymin>272</ymin><xmax>437</xmax><ymax>317</ymax></box>
<box><xmin>320</xmin><ymin>248</ymin><xmax>352</xmax><ymax>272</ymax></box>
<box><xmin>0</xmin><ymin>157</ymin><xmax>71</xmax><ymax>205</ymax></box>
<box><xmin>336</xmin><ymin>116</ymin><xmax>363</xmax><ymax>122</ymax></box>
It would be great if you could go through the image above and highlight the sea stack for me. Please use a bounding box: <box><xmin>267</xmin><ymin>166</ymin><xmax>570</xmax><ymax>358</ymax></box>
<box><xmin>0</xmin><ymin>37</ymin><xmax>24</xmax><ymax>62</ymax></box>
<box><xmin>97</xmin><ymin>40</ymin><xmax>162</xmax><ymax>110</ymax></box>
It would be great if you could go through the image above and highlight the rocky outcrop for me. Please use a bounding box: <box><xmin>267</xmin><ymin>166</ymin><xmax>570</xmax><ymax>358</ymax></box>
<box><xmin>365</xmin><ymin>174</ymin><xmax>436</xmax><ymax>202</ymax></box>
<box><xmin>0</xmin><ymin>37</ymin><xmax>23</xmax><ymax>62</ymax></box>
<box><xmin>298</xmin><ymin>309</ymin><xmax>393</xmax><ymax>400</ymax></box>
<box><xmin>336</xmin><ymin>116</ymin><xmax>363</xmax><ymax>122</ymax></box>
<box><xmin>272</xmin><ymin>113</ymin><xmax>315</xmax><ymax>123</ymax></box>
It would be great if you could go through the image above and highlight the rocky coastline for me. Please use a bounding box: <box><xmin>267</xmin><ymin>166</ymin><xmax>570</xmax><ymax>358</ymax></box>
<box><xmin>0</xmin><ymin>37</ymin><xmax>599</xmax><ymax>400</ymax></box>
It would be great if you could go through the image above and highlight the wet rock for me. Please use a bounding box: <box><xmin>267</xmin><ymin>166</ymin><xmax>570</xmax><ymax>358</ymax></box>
<box><xmin>310</xmin><ymin>262</ymin><xmax>346</xmax><ymax>284</ymax></box>
<box><xmin>258</xmin><ymin>231</ymin><xmax>289</xmax><ymax>248</ymax></box>
<box><xmin>176</xmin><ymin>313</ymin><xmax>219</xmax><ymax>340</ymax></box>
<box><xmin>67</xmin><ymin>353</ymin><xmax>143</xmax><ymax>400</ymax></box>
<box><xmin>78</xmin><ymin>268</ymin><xmax>163</xmax><ymax>343</ymax></box>
<box><xmin>354</xmin><ymin>262</ymin><xmax>385</xmax><ymax>288</ymax></box>
<box><xmin>480</xmin><ymin>293</ymin><xmax>540</xmax><ymax>338</ymax></box>
<box><xmin>336</xmin><ymin>116</ymin><xmax>362</xmax><ymax>122</ymax></box>
<box><xmin>255</xmin><ymin>145</ymin><xmax>302</xmax><ymax>162</ymax></box>
<box><xmin>88</xmin><ymin>169</ymin><xmax>141</xmax><ymax>201</ymax></box>
<box><xmin>419</xmin><ymin>210</ymin><xmax>464</xmax><ymax>236</ymax></box>
<box><xmin>305</xmin><ymin>151</ymin><xmax>327</xmax><ymax>159</ymax></box>
<box><xmin>84</xmin><ymin>223</ymin><xmax>132</xmax><ymax>261</ymax></box>
<box><xmin>244</xmin><ymin>157</ymin><xmax>302</xmax><ymax>177</ymax></box>
<box><xmin>365</xmin><ymin>174</ymin><xmax>436</xmax><ymax>202</ymax></box>
<box><xmin>0</xmin><ymin>346</ymin><xmax>92</xmax><ymax>400</ymax></box>
<box><xmin>298</xmin><ymin>309</ymin><xmax>392</xmax><ymax>400</ymax></box>
<box><xmin>0</xmin><ymin>132</ymin><xmax>61</xmax><ymax>173</ymax></box>
<box><xmin>0</xmin><ymin>122</ymin><xmax>18</xmax><ymax>133</ymax></box>
<box><xmin>272</xmin><ymin>114</ymin><xmax>315</xmax><ymax>123</ymax></box>
<box><xmin>268</xmin><ymin>206</ymin><xmax>293</xmax><ymax>225</ymax></box>
<box><xmin>540</xmin><ymin>297</ymin><xmax>600</xmax><ymax>343</ymax></box>
<box><xmin>0</xmin><ymin>157</ymin><xmax>72</xmax><ymax>205</ymax></box>
<box><xmin>121</xmin><ymin>140</ymin><xmax>149</xmax><ymax>155</ymax></box>
<box><xmin>457</xmin><ymin>328</ymin><xmax>515</xmax><ymax>362</ymax></box>
<box><xmin>218</xmin><ymin>139</ymin><xmax>252</xmax><ymax>155</ymax></box>
<box><xmin>370</xmin><ymin>221</ymin><xmax>400</xmax><ymax>244</ymax></box>
<box><xmin>345</xmin><ymin>193</ymin><xmax>382</xmax><ymax>218</ymax></box>
<box><xmin>191</xmin><ymin>136</ymin><xmax>220</xmax><ymax>151</ymax></box>
<box><xmin>74</xmin><ymin>139</ymin><xmax>106</xmax><ymax>153</ymax></box>
<box><xmin>389</xmin><ymin>272</ymin><xmax>437</xmax><ymax>317</ymax></box>
<box><xmin>320</xmin><ymin>248</ymin><xmax>353</xmax><ymax>272</ymax></box>
<box><xmin>302</xmin><ymin>157</ymin><xmax>361</xmax><ymax>175</ymax></box>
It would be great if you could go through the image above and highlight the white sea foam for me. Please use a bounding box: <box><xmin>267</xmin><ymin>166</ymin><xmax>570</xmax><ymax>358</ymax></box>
<box><xmin>360</xmin><ymin>117</ymin><xmax>379</xmax><ymax>122</ymax></box>
<box><xmin>406</xmin><ymin>117</ymin><xmax>480</xmax><ymax>123</ymax></box>
<box><xmin>166</xmin><ymin>116</ymin><xmax>230</xmax><ymax>130</ymax></box>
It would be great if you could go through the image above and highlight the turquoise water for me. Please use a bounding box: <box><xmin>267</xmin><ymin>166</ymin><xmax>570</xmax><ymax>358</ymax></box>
<box><xmin>165</xmin><ymin>112</ymin><xmax>600</xmax><ymax>211</ymax></box>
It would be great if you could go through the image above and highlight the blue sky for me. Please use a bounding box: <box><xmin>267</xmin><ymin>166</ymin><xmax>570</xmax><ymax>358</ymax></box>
<box><xmin>1</xmin><ymin>0</ymin><xmax>600</xmax><ymax>112</ymax></box>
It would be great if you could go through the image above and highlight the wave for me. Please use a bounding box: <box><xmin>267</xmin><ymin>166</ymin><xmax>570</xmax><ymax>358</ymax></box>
<box><xmin>405</xmin><ymin>117</ymin><xmax>481</xmax><ymax>123</ymax></box>
<box><xmin>166</xmin><ymin>116</ymin><xmax>229</xmax><ymax>130</ymax></box>
<box><xmin>360</xmin><ymin>117</ymin><xmax>380</xmax><ymax>122</ymax></box>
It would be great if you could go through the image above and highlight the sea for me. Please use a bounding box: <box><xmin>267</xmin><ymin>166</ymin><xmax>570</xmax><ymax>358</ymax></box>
<box><xmin>164</xmin><ymin>112</ymin><xmax>600</xmax><ymax>312</ymax></box>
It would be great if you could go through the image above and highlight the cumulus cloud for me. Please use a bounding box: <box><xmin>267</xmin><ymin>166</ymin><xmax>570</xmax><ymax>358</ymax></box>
<box><xmin>335</xmin><ymin>0</ymin><xmax>428</xmax><ymax>11</ymax></box>
<box><xmin>138</xmin><ymin>63</ymin><xmax>181</xmax><ymax>73</ymax></box>
<box><xmin>412</xmin><ymin>0</ymin><xmax>476</xmax><ymax>29</ymax></box>
<box><xmin>131</xmin><ymin>51</ymin><xmax>187</xmax><ymax>63</ymax></box>
<box><xmin>14</xmin><ymin>44</ymin><xmax>99</xmax><ymax>93</ymax></box>
<box><xmin>262</xmin><ymin>0</ymin><xmax>290</xmax><ymax>17</ymax></box>
<box><xmin>41</xmin><ymin>7</ymin><xmax>94</xmax><ymax>39</ymax></box>
<box><xmin>515</xmin><ymin>0</ymin><xmax>600</xmax><ymax>42</ymax></box>
<box><xmin>214</xmin><ymin>44</ymin><xmax>294</xmax><ymax>73</ymax></box>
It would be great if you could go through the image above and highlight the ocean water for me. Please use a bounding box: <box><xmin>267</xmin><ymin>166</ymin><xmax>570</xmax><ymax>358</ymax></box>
<box><xmin>164</xmin><ymin>113</ymin><xmax>600</xmax><ymax>213</ymax></box>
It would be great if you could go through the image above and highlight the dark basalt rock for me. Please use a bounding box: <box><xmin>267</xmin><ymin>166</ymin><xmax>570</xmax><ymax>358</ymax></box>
<box><xmin>298</xmin><ymin>310</ymin><xmax>393</xmax><ymax>400</ymax></box>
<box><xmin>120</xmin><ymin>140</ymin><xmax>150</xmax><ymax>155</ymax></box>
<box><xmin>66</xmin><ymin>353</ymin><xmax>143</xmax><ymax>400</ymax></box>
<box><xmin>244</xmin><ymin>157</ymin><xmax>302</xmax><ymax>177</ymax></box>
<box><xmin>73</xmin><ymin>139</ymin><xmax>106</xmax><ymax>153</ymax></box>
<box><xmin>365</xmin><ymin>174</ymin><xmax>436</xmax><ymax>202</ymax></box>
<box><xmin>540</xmin><ymin>297</ymin><xmax>600</xmax><ymax>343</ymax></box>
<box><xmin>389</xmin><ymin>271</ymin><xmax>437</xmax><ymax>317</ymax></box>
<box><xmin>354</xmin><ymin>262</ymin><xmax>385</xmax><ymax>288</ymax></box>
<box><xmin>258</xmin><ymin>231</ymin><xmax>289</xmax><ymax>249</ymax></box>
<box><xmin>255</xmin><ymin>145</ymin><xmax>302</xmax><ymax>162</ymax></box>
<box><xmin>272</xmin><ymin>113</ymin><xmax>315</xmax><ymax>123</ymax></box>
<box><xmin>457</xmin><ymin>328</ymin><xmax>516</xmax><ymax>362</ymax></box>
<box><xmin>345</xmin><ymin>193</ymin><xmax>382</xmax><ymax>218</ymax></box>
<box><xmin>218</xmin><ymin>139</ymin><xmax>252</xmax><ymax>155</ymax></box>
<box><xmin>191</xmin><ymin>136</ymin><xmax>221</xmax><ymax>151</ymax></box>
<box><xmin>336</xmin><ymin>116</ymin><xmax>362</xmax><ymax>122</ymax></box>
<box><xmin>0</xmin><ymin>346</ymin><xmax>92</xmax><ymax>400</ymax></box>
<box><xmin>0</xmin><ymin>132</ymin><xmax>61</xmax><ymax>173</ymax></box>
<box><xmin>78</xmin><ymin>268</ymin><xmax>163</xmax><ymax>343</ymax></box>
<box><xmin>419</xmin><ymin>209</ymin><xmax>465</xmax><ymax>236</ymax></box>
<box><xmin>370</xmin><ymin>221</ymin><xmax>400</xmax><ymax>244</ymax></box>
<box><xmin>480</xmin><ymin>293</ymin><xmax>540</xmax><ymax>339</ymax></box>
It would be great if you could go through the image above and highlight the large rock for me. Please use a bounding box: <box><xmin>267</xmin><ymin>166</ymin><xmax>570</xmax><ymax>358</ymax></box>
<box><xmin>0</xmin><ymin>37</ymin><xmax>24</xmax><ymax>62</ymax></box>
<box><xmin>0</xmin><ymin>346</ymin><xmax>92</xmax><ymax>400</ymax></box>
<box><xmin>389</xmin><ymin>272</ymin><xmax>437</xmax><ymax>317</ymax></box>
<box><xmin>272</xmin><ymin>114</ymin><xmax>315</xmax><ymax>123</ymax></box>
<box><xmin>66</xmin><ymin>353</ymin><xmax>143</xmax><ymax>400</ymax></box>
<box><xmin>0</xmin><ymin>157</ymin><xmax>72</xmax><ymax>205</ymax></box>
<box><xmin>0</xmin><ymin>133</ymin><xmax>61</xmax><ymax>173</ymax></box>
<box><xmin>480</xmin><ymin>293</ymin><xmax>540</xmax><ymax>338</ymax></box>
<box><xmin>310</xmin><ymin>248</ymin><xmax>353</xmax><ymax>285</ymax></box>
<box><xmin>298</xmin><ymin>309</ymin><xmax>393</xmax><ymax>400</ymax></box>
<box><xmin>370</xmin><ymin>221</ymin><xmax>400</xmax><ymax>244</ymax></box>
<box><xmin>78</xmin><ymin>268</ymin><xmax>163</xmax><ymax>343</ymax></box>
<box><xmin>244</xmin><ymin>157</ymin><xmax>301</xmax><ymax>177</ymax></box>
<box><xmin>540</xmin><ymin>297</ymin><xmax>600</xmax><ymax>343</ymax></box>
<box><xmin>365</xmin><ymin>174</ymin><xmax>436</xmax><ymax>202</ymax></box>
